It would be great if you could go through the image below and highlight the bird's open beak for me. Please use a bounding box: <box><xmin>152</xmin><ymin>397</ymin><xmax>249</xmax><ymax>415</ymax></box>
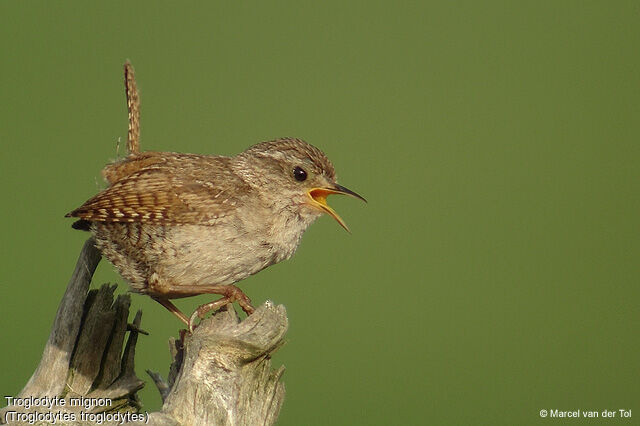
<box><xmin>307</xmin><ymin>184</ymin><xmax>366</xmax><ymax>232</ymax></box>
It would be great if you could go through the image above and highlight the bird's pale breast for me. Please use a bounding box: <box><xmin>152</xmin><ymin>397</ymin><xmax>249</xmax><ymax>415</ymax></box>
<box><xmin>92</xmin><ymin>200</ymin><xmax>317</xmax><ymax>297</ymax></box>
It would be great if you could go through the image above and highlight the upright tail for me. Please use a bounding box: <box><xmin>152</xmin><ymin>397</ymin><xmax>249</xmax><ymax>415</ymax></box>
<box><xmin>124</xmin><ymin>61</ymin><xmax>140</xmax><ymax>155</ymax></box>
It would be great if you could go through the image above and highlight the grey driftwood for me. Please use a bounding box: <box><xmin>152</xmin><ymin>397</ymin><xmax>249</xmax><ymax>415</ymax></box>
<box><xmin>1</xmin><ymin>238</ymin><xmax>287</xmax><ymax>425</ymax></box>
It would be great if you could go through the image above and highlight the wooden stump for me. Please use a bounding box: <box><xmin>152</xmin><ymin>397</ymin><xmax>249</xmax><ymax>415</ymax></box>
<box><xmin>1</xmin><ymin>239</ymin><xmax>287</xmax><ymax>426</ymax></box>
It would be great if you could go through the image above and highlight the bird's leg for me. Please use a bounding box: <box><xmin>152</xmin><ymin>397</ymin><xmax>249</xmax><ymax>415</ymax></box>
<box><xmin>221</xmin><ymin>284</ymin><xmax>255</xmax><ymax>316</ymax></box>
<box><xmin>152</xmin><ymin>297</ymin><xmax>189</xmax><ymax>326</ymax></box>
<box><xmin>188</xmin><ymin>297</ymin><xmax>232</xmax><ymax>332</ymax></box>
<box><xmin>170</xmin><ymin>284</ymin><xmax>255</xmax><ymax>331</ymax></box>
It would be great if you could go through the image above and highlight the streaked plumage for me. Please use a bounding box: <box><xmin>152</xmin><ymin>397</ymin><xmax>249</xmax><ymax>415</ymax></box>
<box><xmin>67</xmin><ymin>138</ymin><xmax>358</xmax><ymax>326</ymax></box>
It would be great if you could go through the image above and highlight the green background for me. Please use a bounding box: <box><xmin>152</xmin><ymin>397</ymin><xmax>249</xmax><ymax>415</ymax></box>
<box><xmin>1</xmin><ymin>1</ymin><xmax>638</xmax><ymax>425</ymax></box>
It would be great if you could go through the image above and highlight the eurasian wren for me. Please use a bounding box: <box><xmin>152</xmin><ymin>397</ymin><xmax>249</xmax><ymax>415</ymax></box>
<box><xmin>67</xmin><ymin>63</ymin><xmax>365</xmax><ymax>330</ymax></box>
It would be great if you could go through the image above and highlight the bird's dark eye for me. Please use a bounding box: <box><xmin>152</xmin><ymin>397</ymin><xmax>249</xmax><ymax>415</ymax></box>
<box><xmin>293</xmin><ymin>166</ymin><xmax>307</xmax><ymax>182</ymax></box>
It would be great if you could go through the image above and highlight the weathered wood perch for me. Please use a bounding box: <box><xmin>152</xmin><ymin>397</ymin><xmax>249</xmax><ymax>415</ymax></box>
<box><xmin>1</xmin><ymin>239</ymin><xmax>287</xmax><ymax>425</ymax></box>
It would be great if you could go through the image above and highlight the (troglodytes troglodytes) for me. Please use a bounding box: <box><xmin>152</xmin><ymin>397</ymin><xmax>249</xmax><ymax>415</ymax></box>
<box><xmin>66</xmin><ymin>63</ymin><xmax>365</xmax><ymax>330</ymax></box>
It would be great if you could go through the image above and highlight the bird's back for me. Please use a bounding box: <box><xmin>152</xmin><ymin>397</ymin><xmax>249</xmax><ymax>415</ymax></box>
<box><xmin>68</xmin><ymin>152</ymin><xmax>251</xmax><ymax>227</ymax></box>
<box><xmin>67</xmin><ymin>152</ymin><xmax>266</xmax><ymax>294</ymax></box>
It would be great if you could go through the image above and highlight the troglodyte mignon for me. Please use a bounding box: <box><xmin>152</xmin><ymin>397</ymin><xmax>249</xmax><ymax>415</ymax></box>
<box><xmin>67</xmin><ymin>63</ymin><xmax>365</xmax><ymax>330</ymax></box>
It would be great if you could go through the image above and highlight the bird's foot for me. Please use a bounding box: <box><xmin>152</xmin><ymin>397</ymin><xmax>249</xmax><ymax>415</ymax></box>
<box><xmin>188</xmin><ymin>285</ymin><xmax>255</xmax><ymax>332</ymax></box>
<box><xmin>188</xmin><ymin>297</ymin><xmax>231</xmax><ymax>332</ymax></box>
<box><xmin>230</xmin><ymin>286</ymin><xmax>255</xmax><ymax>316</ymax></box>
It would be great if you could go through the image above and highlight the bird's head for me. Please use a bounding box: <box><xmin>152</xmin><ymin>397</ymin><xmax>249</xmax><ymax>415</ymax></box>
<box><xmin>236</xmin><ymin>138</ymin><xmax>366</xmax><ymax>232</ymax></box>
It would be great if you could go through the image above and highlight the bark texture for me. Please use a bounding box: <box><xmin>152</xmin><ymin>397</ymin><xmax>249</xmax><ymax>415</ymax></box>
<box><xmin>1</xmin><ymin>239</ymin><xmax>287</xmax><ymax>426</ymax></box>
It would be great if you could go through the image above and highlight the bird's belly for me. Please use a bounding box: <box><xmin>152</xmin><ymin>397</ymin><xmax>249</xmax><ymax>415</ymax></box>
<box><xmin>93</xmin><ymin>221</ymin><xmax>298</xmax><ymax>295</ymax></box>
<box><xmin>152</xmin><ymin>224</ymin><xmax>280</xmax><ymax>288</ymax></box>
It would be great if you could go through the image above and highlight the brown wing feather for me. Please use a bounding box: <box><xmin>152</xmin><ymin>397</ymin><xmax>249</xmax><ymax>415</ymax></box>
<box><xmin>67</xmin><ymin>154</ymin><xmax>248</xmax><ymax>226</ymax></box>
<box><xmin>101</xmin><ymin>152</ymin><xmax>166</xmax><ymax>184</ymax></box>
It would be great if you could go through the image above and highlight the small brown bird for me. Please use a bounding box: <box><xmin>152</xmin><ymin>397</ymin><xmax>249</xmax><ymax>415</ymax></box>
<box><xmin>67</xmin><ymin>63</ymin><xmax>365</xmax><ymax>330</ymax></box>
